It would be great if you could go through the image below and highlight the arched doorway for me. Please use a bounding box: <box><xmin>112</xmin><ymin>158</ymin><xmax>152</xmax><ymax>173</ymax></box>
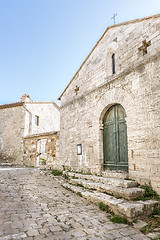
<box><xmin>103</xmin><ymin>104</ymin><xmax>128</xmax><ymax>172</ymax></box>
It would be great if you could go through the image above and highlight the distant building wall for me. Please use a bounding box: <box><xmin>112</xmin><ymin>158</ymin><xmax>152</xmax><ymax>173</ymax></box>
<box><xmin>23</xmin><ymin>131</ymin><xmax>60</xmax><ymax>169</ymax></box>
<box><xmin>0</xmin><ymin>97</ymin><xmax>60</xmax><ymax>166</ymax></box>
<box><xmin>0</xmin><ymin>105</ymin><xmax>25</xmax><ymax>164</ymax></box>
<box><xmin>24</xmin><ymin>103</ymin><xmax>60</xmax><ymax>136</ymax></box>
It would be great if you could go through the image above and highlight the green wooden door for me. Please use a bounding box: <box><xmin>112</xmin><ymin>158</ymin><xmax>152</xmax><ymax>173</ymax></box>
<box><xmin>103</xmin><ymin>104</ymin><xmax>128</xmax><ymax>172</ymax></box>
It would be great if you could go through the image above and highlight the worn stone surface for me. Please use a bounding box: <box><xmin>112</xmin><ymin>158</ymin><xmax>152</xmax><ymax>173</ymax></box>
<box><xmin>60</xmin><ymin>180</ymin><xmax>158</xmax><ymax>221</ymax></box>
<box><xmin>69</xmin><ymin>178</ymin><xmax>144</xmax><ymax>200</ymax></box>
<box><xmin>0</xmin><ymin>167</ymin><xmax>151</xmax><ymax>240</ymax></box>
<box><xmin>59</xmin><ymin>14</ymin><xmax>160</xmax><ymax>194</ymax></box>
<box><xmin>64</xmin><ymin>172</ymin><xmax>138</xmax><ymax>188</ymax></box>
<box><xmin>64</xmin><ymin>171</ymin><xmax>143</xmax><ymax>201</ymax></box>
<box><xmin>23</xmin><ymin>132</ymin><xmax>60</xmax><ymax>168</ymax></box>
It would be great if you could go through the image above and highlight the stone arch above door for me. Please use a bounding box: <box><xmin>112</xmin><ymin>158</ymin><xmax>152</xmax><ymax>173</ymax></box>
<box><xmin>97</xmin><ymin>86</ymin><xmax>138</xmax><ymax>173</ymax></box>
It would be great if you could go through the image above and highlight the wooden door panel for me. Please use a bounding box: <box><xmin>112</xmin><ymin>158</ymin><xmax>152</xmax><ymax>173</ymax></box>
<box><xmin>103</xmin><ymin>104</ymin><xmax>128</xmax><ymax>172</ymax></box>
<box><xmin>104</xmin><ymin>125</ymin><xmax>116</xmax><ymax>164</ymax></box>
<box><xmin>118</xmin><ymin>122</ymin><xmax>128</xmax><ymax>163</ymax></box>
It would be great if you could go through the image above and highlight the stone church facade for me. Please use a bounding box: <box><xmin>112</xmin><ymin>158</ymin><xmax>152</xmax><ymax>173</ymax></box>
<box><xmin>59</xmin><ymin>14</ymin><xmax>160</xmax><ymax>194</ymax></box>
<box><xmin>0</xmin><ymin>94</ymin><xmax>60</xmax><ymax>166</ymax></box>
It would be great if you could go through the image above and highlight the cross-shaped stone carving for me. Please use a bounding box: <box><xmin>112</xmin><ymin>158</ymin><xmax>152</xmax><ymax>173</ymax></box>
<box><xmin>74</xmin><ymin>86</ymin><xmax>79</xmax><ymax>94</ymax></box>
<box><xmin>138</xmin><ymin>40</ymin><xmax>151</xmax><ymax>55</ymax></box>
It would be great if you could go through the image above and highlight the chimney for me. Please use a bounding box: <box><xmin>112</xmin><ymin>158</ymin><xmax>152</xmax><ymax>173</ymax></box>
<box><xmin>20</xmin><ymin>94</ymin><xmax>31</xmax><ymax>102</ymax></box>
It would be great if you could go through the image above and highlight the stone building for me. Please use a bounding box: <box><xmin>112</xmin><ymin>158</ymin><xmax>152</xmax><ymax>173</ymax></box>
<box><xmin>59</xmin><ymin>14</ymin><xmax>160</xmax><ymax>194</ymax></box>
<box><xmin>23</xmin><ymin>131</ymin><xmax>60</xmax><ymax>169</ymax></box>
<box><xmin>0</xmin><ymin>94</ymin><xmax>60</xmax><ymax>166</ymax></box>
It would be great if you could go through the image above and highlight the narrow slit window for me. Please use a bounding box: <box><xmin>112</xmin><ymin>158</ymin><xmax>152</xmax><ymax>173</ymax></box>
<box><xmin>35</xmin><ymin>116</ymin><xmax>39</xmax><ymax>126</ymax></box>
<box><xmin>112</xmin><ymin>53</ymin><xmax>115</xmax><ymax>74</ymax></box>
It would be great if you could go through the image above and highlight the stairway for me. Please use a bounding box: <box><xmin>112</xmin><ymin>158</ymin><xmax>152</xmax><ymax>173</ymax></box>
<box><xmin>59</xmin><ymin>171</ymin><xmax>159</xmax><ymax>222</ymax></box>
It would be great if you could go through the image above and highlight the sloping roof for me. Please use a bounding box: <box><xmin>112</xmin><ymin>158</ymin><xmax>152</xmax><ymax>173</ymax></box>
<box><xmin>0</xmin><ymin>101</ymin><xmax>60</xmax><ymax>110</ymax></box>
<box><xmin>59</xmin><ymin>13</ymin><xmax>160</xmax><ymax>100</ymax></box>
<box><xmin>0</xmin><ymin>102</ymin><xmax>24</xmax><ymax>109</ymax></box>
<box><xmin>52</xmin><ymin>101</ymin><xmax>60</xmax><ymax>110</ymax></box>
<box><xmin>25</xmin><ymin>101</ymin><xmax>60</xmax><ymax>110</ymax></box>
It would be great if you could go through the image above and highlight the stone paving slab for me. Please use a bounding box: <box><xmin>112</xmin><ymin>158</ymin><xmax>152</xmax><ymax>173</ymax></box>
<box><xmin>0</xmin><ymin>167</ymin><xmax>151</xmax><ymax>239</ymax></box>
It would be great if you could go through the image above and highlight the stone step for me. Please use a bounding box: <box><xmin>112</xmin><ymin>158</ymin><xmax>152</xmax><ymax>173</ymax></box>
<box><xmin>102</xmin><ymin>171</ymin><xmax>128</xmax><ymax>179</ymax></box>
<box><xmin>0</xmin><ymin>162</ymin><xmax>14</xmax><ymax>166</ymax></box>
<box><xmin>69</xmin><ymin>178</ymin><xmax>144</xmax><ymax>200</ymax></box>
<box><xmin>63</xmin><ymin>171</ymin><xmax>138</xmax><ymax>188</ymax></box>
<box><xmin>60</xmin><ymin>180</ymin><xmax>159</xmax><ymax>222</ymax></box>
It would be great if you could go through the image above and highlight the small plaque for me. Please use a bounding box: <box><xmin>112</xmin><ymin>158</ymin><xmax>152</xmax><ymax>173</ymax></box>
<box><xmin>77</xmin><ymin>144</ymin><xmax>82</xmax><ymax>155</ymax></box>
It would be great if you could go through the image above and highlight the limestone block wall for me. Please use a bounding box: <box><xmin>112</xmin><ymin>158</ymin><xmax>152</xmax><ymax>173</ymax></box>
<box><xmin>24</xmin><ymin>102</ymin><xmax>60</xmax><ymax>136</ymax></box>
<box><xmin>60</xmin><ymin>15</ymin><xmax>160</xmax><ymax>194</ymax></box>
<box><xmin>61</xmin><ymin>15</ymin><xmax>160</xmax><ymax>106</ymax></box>
<box><xmin>0</xmin><ymin>106</ymin><xmax>25</xmax><ymax>164</ymax></box>
<box><xmin>23</xmin><ymin>132</ymin><xmax>60</xmax><ymax>169</ymax></box>
<box><xmin>60</xmin><ymin>55</ymin><xmax>160</xmax><ymax>194</ymax></box>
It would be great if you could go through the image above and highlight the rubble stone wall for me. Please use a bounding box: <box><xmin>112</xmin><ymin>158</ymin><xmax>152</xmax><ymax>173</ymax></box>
<box><xmin>23</xmin><ymin>132</ymin><xmax>60</xmax><ymax>169</ymax></box>
<box><xmin>0</xmin><ymin>106</ymin><xmax>25</xmax><ymax>164</ymax></box>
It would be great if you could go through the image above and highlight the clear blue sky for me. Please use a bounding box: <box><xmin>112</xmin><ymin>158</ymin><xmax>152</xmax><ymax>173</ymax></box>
<box><xmin>0</xmin><ymin>0</ymin><xmax>159</xmax><ymax>105</ymax></box>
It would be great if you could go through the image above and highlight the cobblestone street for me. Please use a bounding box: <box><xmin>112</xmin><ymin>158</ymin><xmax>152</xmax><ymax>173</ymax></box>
<box><xmin>0</xmin><ymin>167</ymin><xmax>150</xmax><ymax>240</ymax></box>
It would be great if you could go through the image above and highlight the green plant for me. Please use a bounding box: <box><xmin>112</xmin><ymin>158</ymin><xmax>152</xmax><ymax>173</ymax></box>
<box><xmin>140</xmin><ymin>207</ymin><xmax>160</xmax><ymax>234</ymax></box>
<box><xmin>114</xmin><ymin>195</ymin><xmax>123</xmax><ymax>199</ymax></box>
<box><xmin>40</xmin><ymin>158</ymin><xmax>46</xmax><ymax>164</ymax></box>
<box><xmin>133</xmin><ymin>185</ymin><xmax>160</xmax><ymax>201</ymax></box>
<box><xmin>98</xmin><ymin>202</ymin><xmax>129</xmax><ymax>224</ymax></box>
<box><xmin>51</xmin><ymin>169</ymin><xmax>62</xmax><ymax>176</ymax></box>
<box><xmin>140</xmin><ymin>225</ymin><xmax>152</xmax><ymax>234</ymax></box>
<box><xmin>151</xmin><ymin>207</ymin><xmax>160</xmax><ymax>216</ymax></box>
<box><xmin>76</xmin><ymin>192</ymin><xmax>82</xmax><ymax>197</ymax></box>
<box><xmin>63</xmin><ymin>174</ymin><xmax>69</xmax><ymax>180</ymax></box>
<box><xmin>72</xmin><ymin>176</ymin><xmax>78</xmax><ymax>179</ymax></box>
<box><xmin>98</xmin><ymin>202</ymin><xmax>110</xmax><ymax>212</ymax></box>
<box><xmin>62</xmin><ymin>165</ymin><xmax>65</xmax><ymax>171</ymax></box>
<box><xmin>77</xmin><ymin>183</ymin><xmax>83</xmax><ymax>187</ymax></box>
<box><xmin>109</xmin><ymin>215</ymin><xmax>128</xmax><ymax>224</ymax></box>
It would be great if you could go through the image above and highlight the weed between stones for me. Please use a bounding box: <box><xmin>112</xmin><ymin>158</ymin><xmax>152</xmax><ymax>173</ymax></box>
<box><xmin>98</xmin><ymin>202</ymin><xmax>129</xmax><ymax>224</ymax></box>
<box><xmin>76</xmin><ymin>183</ymin><xmax>83</xmax><ymax>187</ymax></box>
<box><xmin>98</xmin><ymin>202</ymin><xmax>110</xmax><ymax>212</ymax></box>
<box><xmin>51</xmin><ymin>170</ymin><xmax>62</xmax><ymax>176</ymax></box>
<box><xmin>140</xmin><ymin>206</ymin><xmax>160</xmax><ymax>234</ymax></box>
<box><xmin>133</xmin><ymin>185</ymin><xmax>160</xmax><ymax>201</ymax></box>
<box><xmin>150</xmin><ymin>207</ymin><xmax>160</xmax><ymax>217</ymax></box>
<box><xmin>63</xmin><ymin>174</ymin><xmax>69</xmax><ymax>180</ymax></box>
<box><xmin>77</xmin><ymin>192</ymin><xmax>82</xmax><ymax>197</ymax></box>
<box><xmin>72</xmin><ymin>176</ymin><xmax>78</xmax><ymax>179</ymax></box>
<box><xmin>109</xmin><ymin>215</ymin><xmax>128</xmax><ymax>224</ymax></box>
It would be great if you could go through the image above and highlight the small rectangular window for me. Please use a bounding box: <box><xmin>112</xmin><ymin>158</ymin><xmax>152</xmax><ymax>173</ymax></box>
<box><xmin>35</xmin><ymin>116</ymin><xmax>39</xmax><ymax>126</ymax></box>
<box><xmin>112</xmin><ymin>53</ymin><xmax>115</xmax><ymax>74</ymax></box>
<box><xmin>77</xmin><ymin>144</ymin><xmax>82</xmax><ymax>155</ymax></box>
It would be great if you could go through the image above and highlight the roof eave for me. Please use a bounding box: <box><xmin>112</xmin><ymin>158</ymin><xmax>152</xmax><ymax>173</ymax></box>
<box><xmin>0</xmin><ymin>102</ymin><xmax>24</xmax><ymax>109</ymax></box>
